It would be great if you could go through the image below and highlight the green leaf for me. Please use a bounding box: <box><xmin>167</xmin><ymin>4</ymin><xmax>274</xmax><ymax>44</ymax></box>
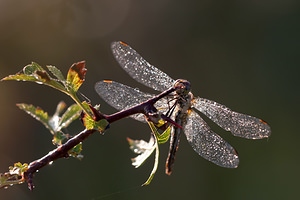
<box><xmin>47</xmin><ymin>65</ymin><xmax>65</xmax><ymax>82</ymax></box>
<box><xmin>83</xmin><ymin>116</ymin><xmax>109</xmax><ymax>132</ymax></box>
<box><xmin>158</xmin><ymin>127</ymin><xmax>171</xmax><ymax>144</ymax></box>
<box><xmin>1</xmin><ymin>61</ymin><xmax>94</xmax><ymax>121</ymax></box>
<box><xmin>57</xmin><ymin>104</ymin><xmax>82</xmax><ymax>131</ymax></box>
<box><xmin>142</xmin><ymin>133</ymin><xmax>159</xmax><ymax>186</ymax></box>
<box><xmin>128</xmin><ymin>121</ymin><xmax>172</xmax><ymax>186</ymax></box>
<box><xmin>52</xmin><ymin>131</ymin><xmax>69</xmax><ymax>146</ymax></box>
<box><xmin>142</xmin><ymin>122</ymin><xmax>171</xmax><ymax>186</ymax></box>
<box><xmin>2</xmin><ymin>62</ymin><xmax>44</xmax><ymax>81</ymax></box>
<box><xmin>23</xmin><ymin>62</ymin><xmax>44</xmax><ymax>75</ymax></box>
<box><xmin>17</xmin><ymin>102</ymin><xmax>82</xmax><ymax>146</ymax></box>
<box><xmin>66</xmin><ymin>61</ymin><xmax>87</xmax><ymax>92</ymax></box>
<box><xmin>148</xmin><ymin>122</ymin><xmax>171</xmax><ymax>144</ymax></box>
<box><xmin>50</xmin><ymin>103</ymin><xmax>81</xmax><ymax>145</ymax></box>
<box><xmin>0</xmin><ymin>162</ymin><xmax>28</xmax><ymax>189</ymax></box>
<box><xmin>68</xmin><ymin>143</ymin><xmax>84</xmax><ymax>160</ymax></box>
<box><xmin>1</xmin><ymin>62</ymin><xmax>67</xmax><ymax>92</ymax></box>
<box><xmin>1</xmin><ymin>73</ymin><xmax>39</xmax><ymax>82</ymax></box>
<box><xmin>17</xmin><ymin>104</ymin><xmax>54</xmax><ymax>134</ymax></box>
<box><xmin>48</xmin><ymin>102</ymin><xmax>81</xmax><ymax>132</ymax></box>
<box><xmin>35</xmin><ymin>71</ymin><xmax>66</xmax><ymax>92</ymax></box>
<box><xmin>80</xmin><ymin>102</ymin><xmax>109</xmax><ymax>132</ymax></box>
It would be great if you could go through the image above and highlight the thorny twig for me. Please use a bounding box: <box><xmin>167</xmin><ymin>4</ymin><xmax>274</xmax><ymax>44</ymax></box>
<box><xmin>24</xmin><ymin>85</ymin><xmax>181</xmax><ymax>190</ymax></box>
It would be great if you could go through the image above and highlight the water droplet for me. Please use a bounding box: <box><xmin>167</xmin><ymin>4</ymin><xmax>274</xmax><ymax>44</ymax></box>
<box><xmin>49</xmin><ymin>161</ymin><xmax>53</xmax><ymax>165</ymax></box>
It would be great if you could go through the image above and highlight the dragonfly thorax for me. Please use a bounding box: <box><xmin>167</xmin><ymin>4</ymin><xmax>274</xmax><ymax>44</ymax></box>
<box><xmin>174</xmin><ymin>79</ymin><xmax>191</xmax><ymax>96</ymax></box>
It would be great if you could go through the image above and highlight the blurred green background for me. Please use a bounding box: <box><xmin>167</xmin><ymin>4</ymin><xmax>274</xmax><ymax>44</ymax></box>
<box><xmin>0</xmin><ymin>0</ymin><xmax>299</xmax><ymax>199</ymax></box>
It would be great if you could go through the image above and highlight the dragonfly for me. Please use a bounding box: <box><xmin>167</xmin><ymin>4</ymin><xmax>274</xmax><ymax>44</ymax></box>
<box><xmin>95</xmin><ymin>41</ymin><xmax>271</xmax><ymax>175</ymax></box>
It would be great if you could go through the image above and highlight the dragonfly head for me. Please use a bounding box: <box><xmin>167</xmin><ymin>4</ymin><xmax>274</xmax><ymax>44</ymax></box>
<box><xmin>174</xmin><ymin>79</ymin><xmax>191</xmax><ymax>95</ymax></box>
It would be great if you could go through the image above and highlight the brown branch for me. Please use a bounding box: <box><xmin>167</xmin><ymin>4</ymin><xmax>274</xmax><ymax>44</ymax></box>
<box><xmin>105</xmin><ymin>86</ymin><xmax>177</xmax><ymax>123</ymax></box>
<box><xmin>24</xmin><ymin>129</ymin><xmax>97</xmax><ymax>191</ymax></box>
<box><xmin>23</xmin><ymin>86</ymin><xmax>178</xmax><ymax>191</ymax></box>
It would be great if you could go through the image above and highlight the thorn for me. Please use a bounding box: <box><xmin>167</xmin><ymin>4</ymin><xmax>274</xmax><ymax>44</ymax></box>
<box><xmin>88</xmin><ymin>105</ymin><xmax>107</xmax><ymax>121</ymax></box>
<box><xmin>24</xmin><ymin>172</ymin><xmax>35</xmax><ymax>191</ymax></box>
<box><xmin>160</xmin><ymin>114</ymin><xmax>183</xmax><ymax>129</ymax></box>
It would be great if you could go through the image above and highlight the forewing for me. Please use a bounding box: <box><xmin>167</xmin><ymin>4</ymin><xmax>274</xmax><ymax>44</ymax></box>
<box><xmin>111</xmin><ymin>41</ymin><xmax>175</xmax><ymax>92</ymax></box>
<box><xmin>184</xmin><ymin>110</ymin><xmax>239</xmax><ymax>168</ymax></box>
<box><xmin>192</xmin><ymin>97</ymin><xmax>271</xmax><ymax>139</ymax></box>
<box><xmin>95</xmin><ymin>80</ymin><xmax>169</xmax><ymax>122</ymax></box>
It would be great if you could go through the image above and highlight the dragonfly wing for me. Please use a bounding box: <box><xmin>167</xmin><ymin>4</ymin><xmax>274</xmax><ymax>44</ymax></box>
<box><xmin>111</xmin><ymin>41</ymin><xmax>175</xmax><ymax>92</ymax></box>
<box><xmin>184</xmin><ymin>110</ymin><xmax>239</xmax><ymax>168</ymax></box>
<box><xmin>192</xmin><ymin>97</ymin><xmax>271</xmax><ymax>139</ymax></box>
<box><xmin>95</xmin><ymin>80</ymin><xmax>169</xmax><ymax>122</ymax></box>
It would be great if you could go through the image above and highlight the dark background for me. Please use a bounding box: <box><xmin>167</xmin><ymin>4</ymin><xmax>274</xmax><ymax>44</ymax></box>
<box><xmin>0</xmin><ymin>1</ymin><xmax>299</xmax><ymax>199</ymax></box>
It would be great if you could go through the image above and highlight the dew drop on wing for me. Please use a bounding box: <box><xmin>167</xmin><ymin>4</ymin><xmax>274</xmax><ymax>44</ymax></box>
<box><xmin>184</xmin><ymin>110</ymin><xmax>239</xmax><ymax>168</ymax></box>
<box><xmin>111</xmin><ymin>41</ymin><xmax>175</xmax><ymax>92</ymax></box>
<box><xmin>192</xmin><ymin>97</ymin><xmax>271</xmax><ymax>139</ymax></box>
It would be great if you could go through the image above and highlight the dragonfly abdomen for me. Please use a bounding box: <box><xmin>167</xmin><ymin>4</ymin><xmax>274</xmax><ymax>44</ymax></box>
<box><xmin>165</xmin><ymin>93</ymin><xmax>192</xmax><ymax>175</ymax></box>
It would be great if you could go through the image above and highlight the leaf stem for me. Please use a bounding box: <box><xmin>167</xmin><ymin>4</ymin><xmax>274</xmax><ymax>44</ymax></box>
<box><xmin>67</xmin><ymin>91</ymin><xmax>93</xmax><ymax>118</ymax></box>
